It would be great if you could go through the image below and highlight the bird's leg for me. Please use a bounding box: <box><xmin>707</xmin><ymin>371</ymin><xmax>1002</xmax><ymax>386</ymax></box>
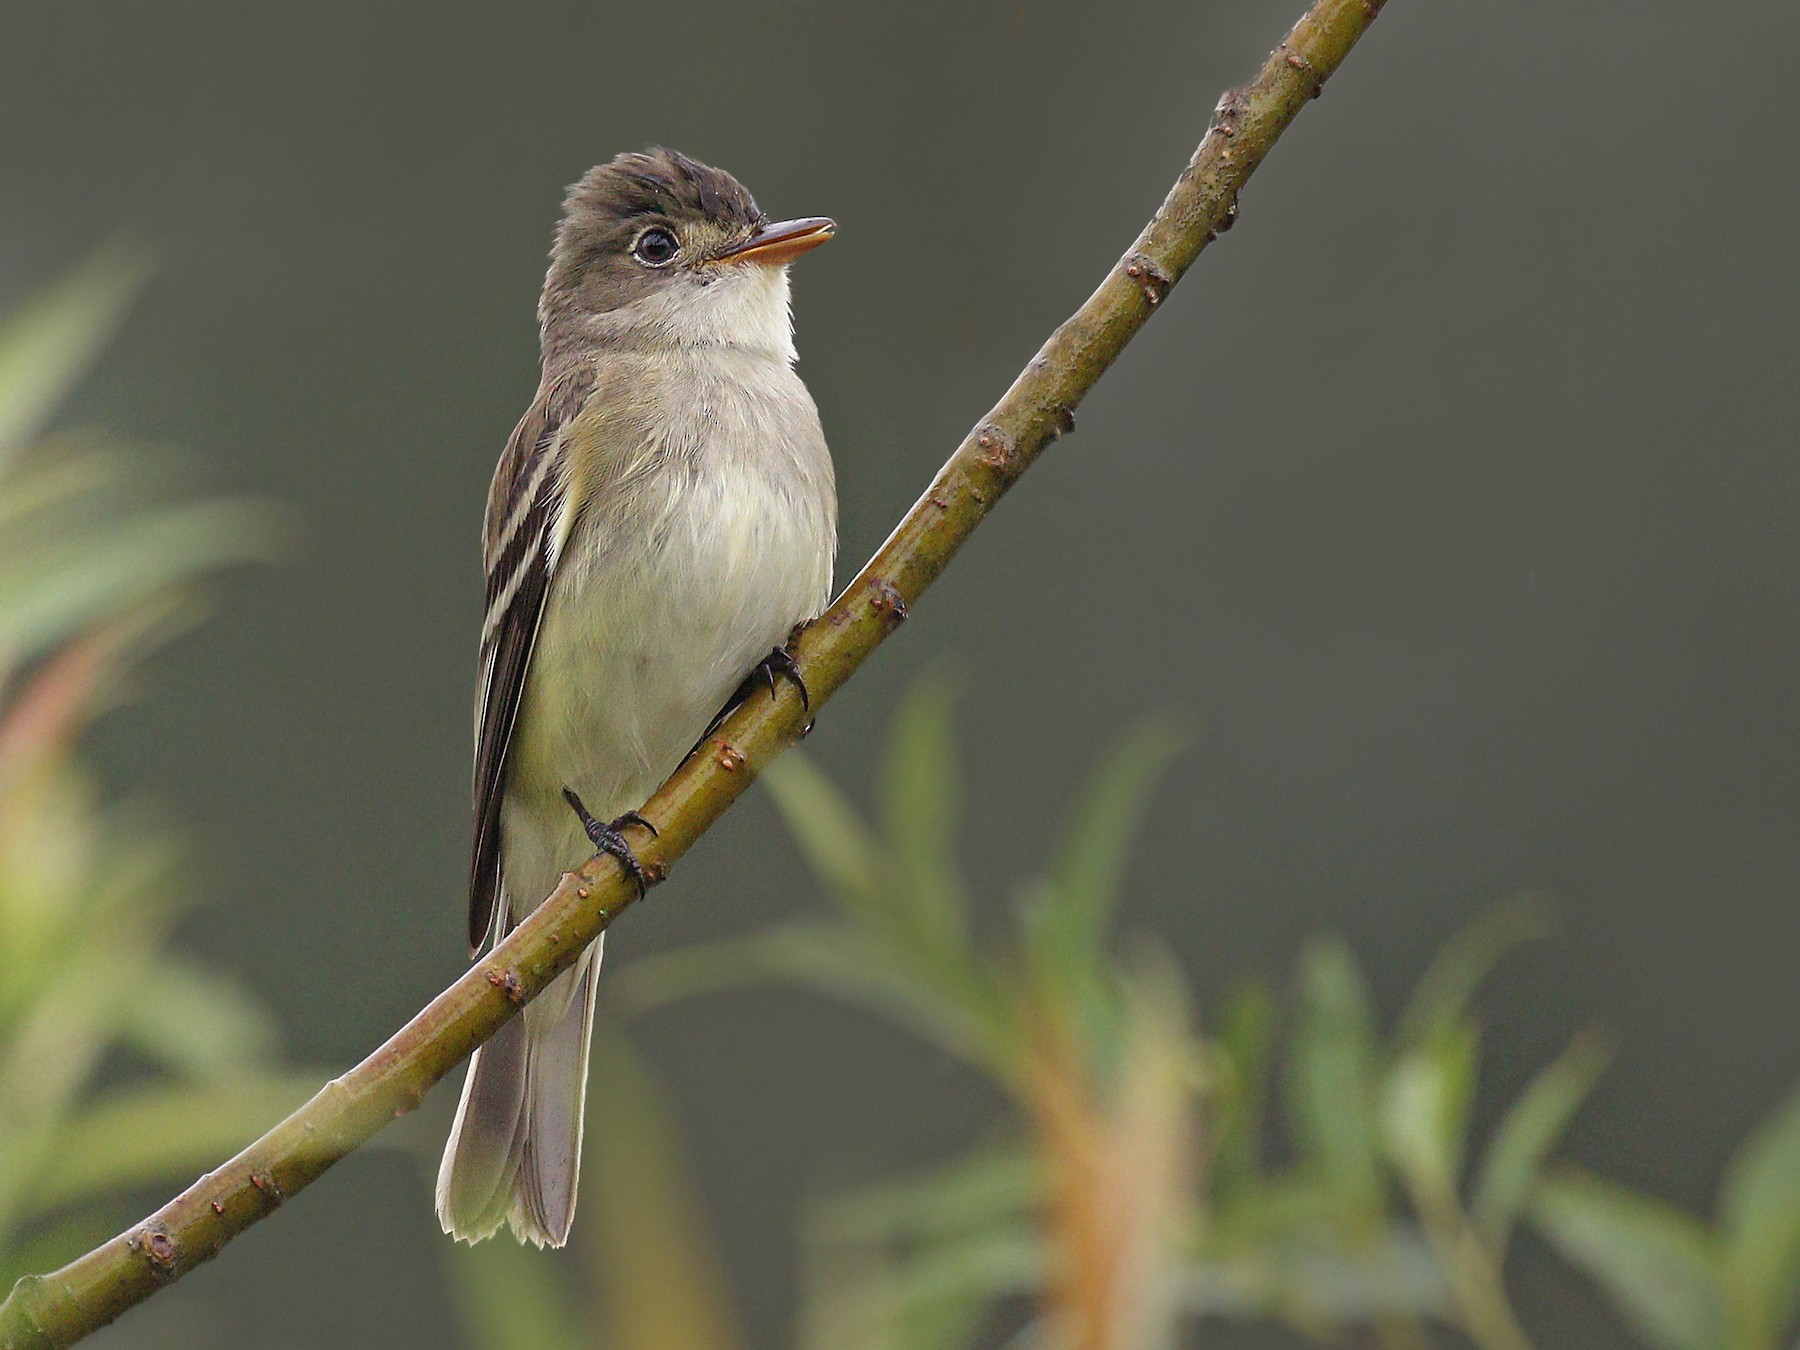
<box><xmin>561</xmin><ymin>788</ymin><xmax>658</xmax><ymax>898</ymax></box>
<box><xmin>700</xmin><ymin>643</ymin><xmax>810</xmax><ymax>741</ymax></box>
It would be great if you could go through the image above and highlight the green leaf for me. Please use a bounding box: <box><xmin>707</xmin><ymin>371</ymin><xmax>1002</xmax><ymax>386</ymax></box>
<box><xmin>581</xmin><ymin>1031</ymin><xmax>744</xmax><ymax>1350</ymax></box>
<box><xmin>26</xmin><ymin>1076</ymin><xmax>320</xmax><ymax>1215</ymax></box>
<box><xmin>0</xmin><ymin>443</ymin><xmax>118</xmax><ymax>533</ymax></box>
<box><xmin>0</xmin><ymin>928</ymin><xmax>172</xmax><ymax>1209</ymax></box>
<box><xmin>1285</xmin><ymin>937</ymin><xmax>1386</xmax><ymax>1227</ymax></box>
<box><xmin>1532</xmin><ymin>1168</ymin><xmax>1725</xmax><ymax>1350</ymax></box>
<box><xmin>1210</xmin><ymin>978</ymin><xmax>1276</xmax><ymax>1196</ymax></box>
<box><xmin>448</xmin><ymin>1237</ymin><xmax>584</xmax><ymax>1350</ymax></box>
<box><xmin>818</xmin><ymin>1146</ymin><xmax>1038</xmax><ymax>1246</ymax></box>
<box><xmin>1206</xmin><ymin>1171</ymin><xmax>1339</xmax><ymax>1257</ymax></box>
<box><xmin>763</xmin><ymin>753</ymin><xmax>886</xmax><ymax>922</ymax></box>
<box><xmin>116</xmin><ymin>958</ymin><xmax>279</xmax><ymax>1079</ymax></box>
<box><xmin>1191</xmin><ymin>1226</ymin><xmax>1452</xmax><ymax>1322</ymax></box>
<box><xmin>0</xmin><ymin>498</ymin><xmax>278</xmax><ymax>666</ymax></box>
<box><xmin>1718</xmin><ymin>1085</ymin><xmax>1800</xmax><ymax>1348</ymax></box>
<box><xmin>875</xmin><ymin>1228</ymin><xmax>1040</xmax><ymax>1318</ymax></box>
<box><xmin>616</xmin><ymin>922</ymin><xmax>1008</xmax><ymax>1073</ymax></box>
<box><xmin>801</xmin><ymin>1227</ymin><xmax>1033</xmax><ymax>1350</ymax></box>
<box><xmin>1015</xmin><ymin>716</ymin><xmax>1182</xmax><ymax>1067</ymax></box>
<box><xmin>1470</xmin><ymin>1030</ymin><xmax>1610</xmax><ymax>1250</ymax></box>
<box><xmin>0</xmin><ymin>243</ymin><xmax>150</xmax><ymax>468</ymax></box>
<box><xmin>1034</xmin><ymin>713</ymin><xmax>1184</xmax><ymax>974</ymax></box>
<box><xmin>1395</xmin><ymin>896</ymin><xmax>1557</xmax><ymax>1052</ymax></box>
<box><xmin>878</xmin><ymin>674</ymin><xmax>967</xmax><ymax>948</ymax></box>
<box><xmin>1379</xmin><ymin>1021</ymin><xmax>1479</xmax><ymax>1196</ymax></box>
<box><xmin>609</xmin><ymin>934</ymin><xmax>793</xmax><ymax>1013</ymax></box>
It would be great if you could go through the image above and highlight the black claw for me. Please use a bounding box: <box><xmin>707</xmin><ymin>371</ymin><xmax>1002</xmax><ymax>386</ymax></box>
<box><xmin>612</xmin><ymin>809</ymin><xmax>659</xmax><ymax>838</ymax></box>
<box><xmin>699</xmin><ymin>645</ymin><xmax>813</xmax><ymax>746</ymax></box>
<box><xmin>562</xmin><ymin>788</ymin><xmax>656</xmax><ymax>897</ymax></box>
<box><xmin>759</xmin><ymin>645</ymin><xmax>810</xmax><ymax>710</ymax></box>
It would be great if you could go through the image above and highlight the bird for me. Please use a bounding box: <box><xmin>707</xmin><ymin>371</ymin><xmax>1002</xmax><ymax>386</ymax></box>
<box><xmin>436</xmin><ymin>148</ymin><xmax>838</xmax><ymax>1247</ymax></box>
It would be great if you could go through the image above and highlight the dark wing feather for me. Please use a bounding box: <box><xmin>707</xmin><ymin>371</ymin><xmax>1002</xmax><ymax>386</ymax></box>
<box><xmin>468</xmin><ymin>363</ymin><xmax>595</xmax><ymax>952</ymax></box>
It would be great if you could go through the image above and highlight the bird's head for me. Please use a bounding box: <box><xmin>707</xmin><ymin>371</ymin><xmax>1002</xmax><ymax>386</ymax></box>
<box><xmin>540</xmin><ymin>147</ymin><xmax>834</xmax><ymax>362</ymax></box>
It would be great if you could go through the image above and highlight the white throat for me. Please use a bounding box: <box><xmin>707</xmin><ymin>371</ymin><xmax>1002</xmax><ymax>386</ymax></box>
<box><xmin>606</xmin><ymin>263</ymin><xmax>797</xmax><ymax>363</ymax></box>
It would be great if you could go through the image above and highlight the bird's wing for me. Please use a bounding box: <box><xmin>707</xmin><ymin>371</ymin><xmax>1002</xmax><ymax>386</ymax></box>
<box><xmin>468</xmin><ymin>362</ymin><xmax>596</xmax><ymax>952</ymax></box>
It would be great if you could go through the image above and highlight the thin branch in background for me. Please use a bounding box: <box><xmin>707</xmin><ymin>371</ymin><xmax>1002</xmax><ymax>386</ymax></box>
<box><xmin>0</xmin><ymin>0</ymin><xmax>1391</xmax><ymax>1344</ymax></box>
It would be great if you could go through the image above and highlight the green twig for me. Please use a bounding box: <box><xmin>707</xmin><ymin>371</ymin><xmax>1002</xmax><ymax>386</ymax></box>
<box><xmin>1404</xmin><ymin>1175</ymin><xmax>1536</xmax><ymax>1350</ymax></box>
<box><xmin>0</xmin><ymin>1</ymin><xmax>1390</xmax><ymax>1343</ymax></box>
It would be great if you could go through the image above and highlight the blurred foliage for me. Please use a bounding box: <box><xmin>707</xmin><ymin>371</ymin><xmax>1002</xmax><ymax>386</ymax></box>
<box><xmin>453</xmin><ymin>680</ymin><xmax>1800</xmax><ymax>1350</ymax></box>
<box><xmin>0</xmin><ymin>252</ymin><xmax>313</xmax><ymax>1290</ymax></box>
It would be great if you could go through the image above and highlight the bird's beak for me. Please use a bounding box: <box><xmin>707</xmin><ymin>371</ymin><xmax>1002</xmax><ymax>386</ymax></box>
<box><xmin>716</xmin><ymin>217</ymin><xmax>836</xmax><ymax>266</ymax></box>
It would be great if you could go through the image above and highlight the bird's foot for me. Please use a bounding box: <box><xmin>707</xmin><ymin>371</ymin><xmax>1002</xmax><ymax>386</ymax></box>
<box><xmin>753</xmin><ymin>644</ymin><xmax>810</xmax><ymax>709</ymax></box>
<box><xmin>561</xmin><ymin>788</ymin><xmax>658</xmax><ymax>898</ymax></box>
<box><xmin>702</xmin><ymin>644</ymin><xmax>810</xmax><ymax>741</ymax></box>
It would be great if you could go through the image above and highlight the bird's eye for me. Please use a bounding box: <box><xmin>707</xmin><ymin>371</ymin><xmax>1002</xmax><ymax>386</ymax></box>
<box><xmin>632</xmin><ymin>227</ymin><xmax>679</xmax><ymax>266</ymax></box>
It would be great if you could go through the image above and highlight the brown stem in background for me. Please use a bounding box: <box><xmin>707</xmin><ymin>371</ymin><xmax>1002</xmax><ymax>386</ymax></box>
<box><xmin>0</xmin><ymin>2</ymin><xmax>1390</xmax><ymax>1343</ymax></box>
<box><xmin>1025</xmin><ymin>988</ymin><xmax>1199</xmax><ymax>1350</ymax></box>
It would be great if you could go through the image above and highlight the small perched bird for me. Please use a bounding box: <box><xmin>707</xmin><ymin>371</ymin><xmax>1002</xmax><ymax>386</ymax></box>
<box><xmin>436</xmin><ymin>149</ymin><xmax>838</xmax><ymax>1246</ymax></box>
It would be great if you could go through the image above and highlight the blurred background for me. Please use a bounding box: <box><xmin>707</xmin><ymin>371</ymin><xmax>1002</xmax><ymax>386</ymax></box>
<box><xmin>2</xmin><ymin>0</ymin><xmax>1798</xmax><ymax>1346</ymax></box>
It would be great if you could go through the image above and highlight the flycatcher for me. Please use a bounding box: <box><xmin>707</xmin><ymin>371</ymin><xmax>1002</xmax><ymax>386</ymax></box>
<box><xmin>436</xmin><ymin>148</ymin><xmax>838</xmax><ymax>1246</ymax></box>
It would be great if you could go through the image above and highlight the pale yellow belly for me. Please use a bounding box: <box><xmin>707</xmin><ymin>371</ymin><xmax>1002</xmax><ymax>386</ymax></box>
<box><xmin>499</xmin><ymin>460</ymin><xmax>831</xmax><ymax>922</ymax></box>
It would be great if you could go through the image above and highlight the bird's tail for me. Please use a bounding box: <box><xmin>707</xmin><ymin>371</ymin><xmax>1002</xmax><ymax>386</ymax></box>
<box><xmin>435</xmin><ymin>936</ymin><xmax>602</xmax><ymax>1247</ymax></box>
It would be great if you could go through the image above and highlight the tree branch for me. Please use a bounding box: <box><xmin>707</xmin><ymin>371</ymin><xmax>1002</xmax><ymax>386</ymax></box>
<box><xmin>0</xmin><ymin>2</ymin><xmax>1388</xmax><ymax>1343</ymax></box>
